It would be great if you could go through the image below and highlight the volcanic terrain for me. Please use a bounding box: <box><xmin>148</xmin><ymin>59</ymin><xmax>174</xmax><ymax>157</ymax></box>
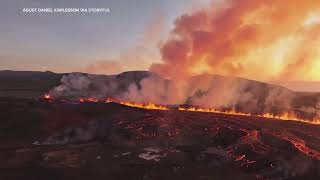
<box><xmin>0</xmin><ymin>97</ymin><xmax>319</xmax><ymax>180</ymax></box>
<box><xmin>0</xmin><ymin>71</ymin><xmax>320</xmax><ymax>180</ymax></box>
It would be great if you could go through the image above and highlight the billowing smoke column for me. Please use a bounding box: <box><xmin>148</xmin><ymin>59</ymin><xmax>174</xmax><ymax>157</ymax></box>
<box><xmin>50</xmin><ymin>73</ymin><xmax>119</xmax><ymax>100</ymax></box>
<box><xmin>151</xmin><ymin>0</ymin><xmax>320</xmax><ymax>81</ymax></box>
<box><xmin>50</xmin><ymin>0</ymin><xmax>320</xmax><ymax>120</ymax></box>
<box><xmin>50</xmin><ymin>72</ymin><xmax>187</xmax><ymax>105</ymax></box>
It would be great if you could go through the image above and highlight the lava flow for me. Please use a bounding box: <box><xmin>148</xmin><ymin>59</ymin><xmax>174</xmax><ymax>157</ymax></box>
<box><xmin>44</xmin><ymin>94</ymin><xmax>51</xmax><ymax>99</ymax></box>
<box><xmin>41</xmin><ymin>94</ymin><xmax>320</xmax><ymax>125</ymax></box>
<box><xmin>4</xmin><ymin>91</ymin><xmax>320</xmax><ymax>180</ymax></box>
<box><xmin>106</xmin><ymin>99</ymin><xmax>168</xmax><ymax>110</ymax></box>
<box><xmin>179</xmin><ymin>107</ymin><xmax>320</xmax><ymax>125</ymax></box>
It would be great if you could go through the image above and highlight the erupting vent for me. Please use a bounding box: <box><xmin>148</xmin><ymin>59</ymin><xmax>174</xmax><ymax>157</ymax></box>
<box><xmin>41</xmin><ymin>94</ymin><xmax>320</xmax><ymax>125</ymax></box>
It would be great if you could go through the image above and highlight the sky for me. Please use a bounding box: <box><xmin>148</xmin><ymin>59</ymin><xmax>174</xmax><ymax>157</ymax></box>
<box><xmin>1</xmin><ymin>0</ymin><xmax>320</xmax><ymax>92</ymax></box>
<box><xmin>0</xmin><ymin>0</ymin><xmax>209</xmax><ymax>73</ymax></box>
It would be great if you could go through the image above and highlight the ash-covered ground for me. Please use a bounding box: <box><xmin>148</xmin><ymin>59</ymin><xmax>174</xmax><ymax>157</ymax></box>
<box><xmin>0</xmin><ymin>98</ymin><xmax>319</xmax><ymax>180</ymax></box>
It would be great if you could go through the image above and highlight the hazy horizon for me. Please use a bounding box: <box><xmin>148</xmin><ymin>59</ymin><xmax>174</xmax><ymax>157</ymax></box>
<box><xmin>1</xmin><ymin>0</ymin><xmax>320</xmax><ymax>91</ymax></box>
<box><xmin>1</xmin><ymin>68</ymin><xmax>320</xmax><ymax>92</ymax></box>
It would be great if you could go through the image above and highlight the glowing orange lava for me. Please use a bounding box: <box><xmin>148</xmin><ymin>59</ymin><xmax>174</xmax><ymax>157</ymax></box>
<box><xmin>106</xmin><ymin>99</ymin><xmax>168</xmax><ymax>110</ymax></box>
<box><xmin>178</xmin><ymin>107</ymin><xmax>320</xmax><ymax>125</ymax></box>
<box><xmin>106</xmin><ymin>99</ymin><xmax>320</xmax><ymax>124</ymax></box>
<box><xmin>42</xmin><ymin>94</ymin><xmax>320</xmax><ymax>125</ymax></box>
<box><xmin>43</xmin><ymin>94</ymin><xmax>51</xmax><ymax>99</ymax></box>
<box><xmin>86</xmin><ymin>97</ymin><xmax>99</xmax><ymax>102</ymax></box>
<box><xmin>178</xmin><ymin>107</ymin><xmax>251</xmax><ymax>116</ymax></box>
<box><xmin>79</xmin><ymin>97</ymin><xmax>99</xmax><ymax>103</ymax></box>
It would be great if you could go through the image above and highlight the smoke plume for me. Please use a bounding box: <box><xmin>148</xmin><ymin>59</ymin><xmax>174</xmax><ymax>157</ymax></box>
<box><xmin>50</xmin><ymin>0</ymin><xmax>320</xmax><ymax>120</ymax></box>
<box><xmin>50</xmin><ymin>71</ymin><xmax>320</xmax><ymax>121</ymax></box>
<box><xmin>150</xmin><ymin>0</ymin><xmax>320</xmax><ymax>81</ymax></box>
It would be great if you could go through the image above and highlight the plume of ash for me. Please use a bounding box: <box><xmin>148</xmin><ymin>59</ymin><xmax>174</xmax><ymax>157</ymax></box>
<box><xmin>264</xmin><ymin>87</ymin><xmax>294</xmax><ymax>113</ymax></box>
<box><xmin>50</xmin><ymin>73</ymin><xmax>119</xmax><ymax>100</ymax></box>
<box><xmin>50</xmin><ymin>72</ymin><xmax>187</xmax><ymax>104</ymax></box>
<box><xmin>185</xmin><ymin>75</ymin><xmax>296</xmax><ymax>114</ymax></box>
<box><xmin>296</xmin><ymin>97</ymin><xmax>320</xmax><ymax>118</ymax></box>
<box><xmin>119</xmin><ymin>75</ymin><xmax>188</xmax><ymax>104</ymax></box>
<box><xmin>187</xmin><ymin>75</ymin><xmax>258</xmax><ymax>111</ymax></box>
<box><xmin>117</xmin><ymin>73</ymin><xmax>262</xmax><ymax>110</ymax></box>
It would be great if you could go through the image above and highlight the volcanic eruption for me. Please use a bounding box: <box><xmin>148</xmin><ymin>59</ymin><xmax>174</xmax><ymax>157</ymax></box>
<box><xmin>2</xmin><ymin>1</ymin><xmax>320</xmax><ymax>180</ymax></box>
<box><xmin>44</xmin><ymin>0</ymin><xmax>320</xmax><ymax>124</ymax></box>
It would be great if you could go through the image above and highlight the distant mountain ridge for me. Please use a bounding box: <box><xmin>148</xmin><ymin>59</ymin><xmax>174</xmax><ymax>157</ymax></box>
<box><xmin>0</xmin><ymin>70</ymin><xmax>319</xmax><ymax>120</ymax></box>
<box><xmin>0</xmin><ymin>70</ymin><xmax>317</xmax><ymax>97</ymax></box>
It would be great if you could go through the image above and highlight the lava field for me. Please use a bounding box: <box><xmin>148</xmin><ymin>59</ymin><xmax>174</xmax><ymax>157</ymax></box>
<box><xmin>0</xmin><ymin>98</ymin><xmax>320</xmax><ymax>180</ymax></box>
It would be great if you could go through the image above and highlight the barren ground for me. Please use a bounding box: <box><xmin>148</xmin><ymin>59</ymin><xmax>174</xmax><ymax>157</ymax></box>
<box><xmin>0</xmin><ymin>98</ymin><xmax>320</xmax><ymax>180</ymax></box>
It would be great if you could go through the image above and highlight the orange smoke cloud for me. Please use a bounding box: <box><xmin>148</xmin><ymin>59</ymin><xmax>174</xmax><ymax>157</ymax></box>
<box><xmin>150</xmin><ymin>0</ymin><xmax>320</xmax><ymax>81</ymax></box>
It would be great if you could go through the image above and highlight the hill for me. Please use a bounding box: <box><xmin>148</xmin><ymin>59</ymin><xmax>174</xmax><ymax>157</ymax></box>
<box><xmin>0</xmin><ymin>70</ymin><xmax>63</xmax><ymax>98</ymax></box>
<box><xmin>1</xmin><ymin>70</ymin><xmax>319</xmax><ymax>119</ymax></box>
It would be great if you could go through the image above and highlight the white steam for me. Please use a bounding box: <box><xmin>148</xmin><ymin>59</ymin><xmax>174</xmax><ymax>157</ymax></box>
<box><xmin>49</xmin><ymin>72</ymin><xmax>320</xmax><ymax>119</ymax></box>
